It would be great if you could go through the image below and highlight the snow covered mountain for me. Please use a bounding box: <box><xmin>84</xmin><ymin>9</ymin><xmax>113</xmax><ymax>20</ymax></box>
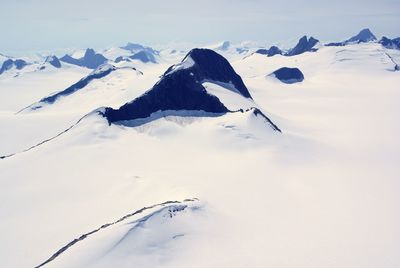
<box><xmin>21</xmin><ymin>64</ymin><xmax>142</xmax><ymax>111</ymax></box>
<box><xmin>379</xmin><ymin>36</ymin><xmax>400</xmax><ymax>50</ymax></box>
<box><xmin>204</xmin><ymin>41</ymin><xmax>255</xmax><ymax>60</ymax></box>
<box><xmin>0</xmin><ymin>58</ymin><xmax>28</xmax><ymax>75</ymax></box>
<box><xmin>254</xmin><ymin>36</ymin><xmax>319</xmax><ymax>57</ymax></box>
<box><xmin>255</xmin><ymin>45</ymin><xmax>283</xmax><ymax>57</ymax></box>
<box><xmin>103</xmin><ymin>48</ymin><xmax>279</xmax><ymax>130</ymax></box>
<box><xmin>120</xmin><ymin>42</ymin><xmax>156</xmax><ymax>53</ymax></box>
<box><xmin>1</xmin><ymin>35</ymin><xmax>400</xmax><ymax>268</ymax></box>
<box><xmin>60</xmin><ymin>48</ymin><xmax>108</xmax><ymax>69</ymax></box>
<box><xmin>129</xmin><ymin>50</ymin><xmax>157</xmax><ymax>63</ymax></box>
<box><xmin>286</xmin><ymin>35</ymin><xmax>319</xmax><ymax>56</ymax></box>
<box><xmin>101</xmin><ymin>43</ymin><xmax>158</xmax><ymax>63</ymax></box>
<box><xmin>44</xmin><ymin>55</ymin><xmax>62</xmax><ymax>68</ymax></box>
<box><xmin>326</xmin><ymin>28</ymin><xmax>377</xmax><ymax>46</ymax></box>
<box><xmin>0</xmin><ymin>53</ymin><xmax>9</xmax><ymax>65</ymax></box>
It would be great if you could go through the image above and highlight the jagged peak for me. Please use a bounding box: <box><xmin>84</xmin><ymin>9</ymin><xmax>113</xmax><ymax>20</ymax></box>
<box><xmin>164</xmin><ymin>48</ymin><xmax>252</xmax><ymax>99</ymax></box>
<box><xmin>348</xmin><ymin>28</ymin><xmax>377</xmax><ymax>43</ymax></box>
<box><xmin>103</xmin><ymin>48</ymin><xmax>257</xmax><ymax>124</ymax></box>
<box><xmin>0</xmin><ymin>58</ymin><xmax>28</xmax><ymax>75</ymax></box>
<box><xmin>44</xmin><ymin>55</ymin><xmax>61</xmax><ymax>68</ymax></box>
<box><xmin>84</xmin><ymin>48</ymin><xmax>96</xmax><ymax>56</ymax></box>
<box><xmin>286</xmin><ymin>35</ymin><xmax>319</xmax><ymax>56</ymax></box>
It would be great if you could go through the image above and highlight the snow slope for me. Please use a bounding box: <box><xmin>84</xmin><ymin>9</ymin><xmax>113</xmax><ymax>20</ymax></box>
<box><xmin>0</xmin><ymin>43</ymin><xmax>400</xmax><ymax>268</ymax></box>
<box><xmin>0</xmin><ymin>62</ymin><xmax>168</xmax><ymax>157</ymax></box>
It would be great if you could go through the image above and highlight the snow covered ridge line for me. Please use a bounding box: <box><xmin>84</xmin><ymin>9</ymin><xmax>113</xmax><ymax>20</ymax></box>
<box><xmin>0</xmin><ymin>111</ymin><xmax>97</xmax><ymax>160</ymax></box>
<box><xmin>1</xmin><ymin>107</ymin><xmax>279</xmax><ymax>160</ymax></box>
<box><xmin>384</xmin><ymin>52</ymin><xmax>400</xmax><ymax>71</ymax></box>
<box><xmin>35</xmin><ymin>198</ymin><xmax>200</xmax><ymax>268</ymax></box>
<box><xmin>249</xmin><ymin>107</ymin><xmax>281</xmax><ymax>132</ymax></box>
<box><xmin>17</xmin><ymin>64</ymin><xmax>141</xmax><ymax>113</ymax></box>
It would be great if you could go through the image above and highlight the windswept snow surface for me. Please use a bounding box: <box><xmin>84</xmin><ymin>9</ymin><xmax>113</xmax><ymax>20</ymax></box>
<box><xmin>0</xmin><ymin>43</ymin><xmax>400</xmax><ymax>268</ymax></box>
<box><xmin>0</xmin><ymin>61</ymin><xmax>170</xmax><ymax>156</ymax></box>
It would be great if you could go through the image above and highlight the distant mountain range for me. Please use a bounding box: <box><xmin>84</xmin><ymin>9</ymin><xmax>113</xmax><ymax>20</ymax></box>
<box><xmin>60</xmin><ymin>48</ymin><xmax>108</xmax><ymax>69</ymax></box>
<box><xmin>254</xmin><ymin>28</ymin><xmax>399</xmax><ymax>58</ymax></box>
<box><xmin>255</xmin><ymin>35</ymin><xmax>319</xmax><ymax>57</ymax></box>
<box><xmin>0</xmin><ymin>29</ymin><xmax>399</xmax><ymax>77</ymax></box>
<box><xmin>326</xmin><ymin>28</ymin><xmax>377</xmax><ymax>46</ymax></box>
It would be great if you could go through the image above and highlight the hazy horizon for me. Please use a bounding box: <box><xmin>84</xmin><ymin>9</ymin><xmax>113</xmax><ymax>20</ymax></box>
<box><xmin>2</xmin><ymin>0</ymin><xmax>399</xmax><ymax>55</ymax></box>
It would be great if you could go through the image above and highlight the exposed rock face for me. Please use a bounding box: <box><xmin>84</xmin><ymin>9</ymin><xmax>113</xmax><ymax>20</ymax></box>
<box><xmin>0</xmin><ymin>59</ymin><xmax>28</xmax><ymax>75</ymax></box>
<box><xmin>255</xmin><ymin>46</ymin><xmax>283</xmax><ymax>57</ymax></box>
<box><xmin>286</xmin><ymin>36</ymin><xmax>319</xmax><ymax>56</ymax></box>
<box><xmin>104</xmin><ymin>48</ymin><xmax>253</xmax><ymax>123</ymax></box>
<box><xmin>45</xmin><ymin>56</ymin><xmax>61</xmax><ymax>68</ymax></box>
<box><xmin>326</xmin><ymin>28</ymin><xmax>377</xmax><ymax>46</ymax></box>
<box><xmin>271</xmin><ymin>67</ymin><xmax>304</xmax><ymax>84</ymax></box>
<box><xmin>347</xmin><ymin>28</ymin><xmax>377</xmax><ymax>43</ymax></box>
<box><xmin>60</xmin><ymin>48</ymin><xmax>107</xmax><ymax>69</ymax></box>
<box><xmin>33</xmin><ymin>65</ymin><xmax>117</xmax><ymax>107</ymax></box>
<box><xmin>379</xmin><ymin>37</ymin><xmax>400</xmax><ymax>50</ymax></box>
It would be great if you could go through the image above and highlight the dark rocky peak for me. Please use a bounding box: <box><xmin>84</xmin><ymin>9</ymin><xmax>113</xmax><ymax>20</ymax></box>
<box><xmin>255</xmin><ymin>45</ymin><xmax>283</xmax><ymax>57</ymax></box>
<box><xmin>103</xmin><ymin>48</ymin><xmax>254</xmax><ymax>124</ymax></box>
<box><xmin>348</xmin><ymin>28</ymin><xmax>377</xmax><ymax>43</ymax></box>
<box><xmin>60</xmin><ymin>48</ymin><xmax>107</xmax><ymax>69</ymax></box>
<box><xmin>82</xmin><ymin>48</ymin><xmax>108</xmax><ymax>69</ymax></box>
<box><xmin>101</xmin><ymin>48</ymin><xmax>280</xmax><ymax>131</ymax></box>
<box><xmin>270</xmin><ymin>67</ymin><xmax>304</xmax><ymax>84</ymax></box>
<box><xmin>266</xmin><ymin>46</ymin><xmax>283</xmax><ymax>56</ymax></box>
<box><xmin>45</xmin><ymin>55</ymin><xmax>61</xmax><ymax>68</ymax></box>
<box><xmin>83</xmin><ymin>48</ymin><xmax>95</xmax><ymax>58</ymax></box>
<box><xmin>0</xmin><ymin>59</ymin><xmax>28</xmax><ymax>75</ymax></box>
<box><xmin>326</xmin><ymin>28</ymin><xmax>377</xmax><ymax>47</ymax></box>
<box><xmin>379</xmin><ymin>36</ymin><xmax>400</xmax><ymax>50</ymax></box>
<box><xmin>286</xmin><ymin>36</ymin><xmax>319</xmax><ymax>56</ymax></box>
<box><xmin>164</xmin><ymin>48</ymin><xmax>252</xmax><ymax>99</ymax></box>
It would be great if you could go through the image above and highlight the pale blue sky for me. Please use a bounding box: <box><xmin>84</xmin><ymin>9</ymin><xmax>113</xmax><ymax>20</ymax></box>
<box><xmin>1</xmin><ymin>0</ymin><xmax>399</xmax><ymax>53</ymax></box>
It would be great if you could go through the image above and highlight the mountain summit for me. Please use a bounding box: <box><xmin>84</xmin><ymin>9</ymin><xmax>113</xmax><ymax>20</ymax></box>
<box><xmin>44</xmin><ymin>55</ymin><xmax>61</xmax><ymax>68</ymax></box>
<box><xmin>287</xmin><ymin>36</ymin><xmax>319</xmax><ymax>56</ymax></box>
<box><xmin>255</xmin><ymin>46</ymin><xmax>283</xmax><ymax>57</ymax></box>
<box><xmin>60</xmin><ymin>48</ymin><xmax>107</xmax><ymax>69</ymax></box>
<box><xmin>379</xmin><ymin>36</ymin><xmax>400</xmax><ymax>50</ymax></box>
<box><xmin>347</xmin><ymin>28</ymin><xmax>377</xmax><ymax>43</ymax></box>
<box><xmin>326</xmin><ymin>28</ymin><xmax>377</xmax><ymax>46</ymax></box>
<box><xmin>103</xmin><ymin>48</ymin><xmax>254</xmax><ymax>124</ymax></box>
<box><xmin>0</xmin><ymin>59</ymin><xmax>28</xmax><ymax>75</ymax></box>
